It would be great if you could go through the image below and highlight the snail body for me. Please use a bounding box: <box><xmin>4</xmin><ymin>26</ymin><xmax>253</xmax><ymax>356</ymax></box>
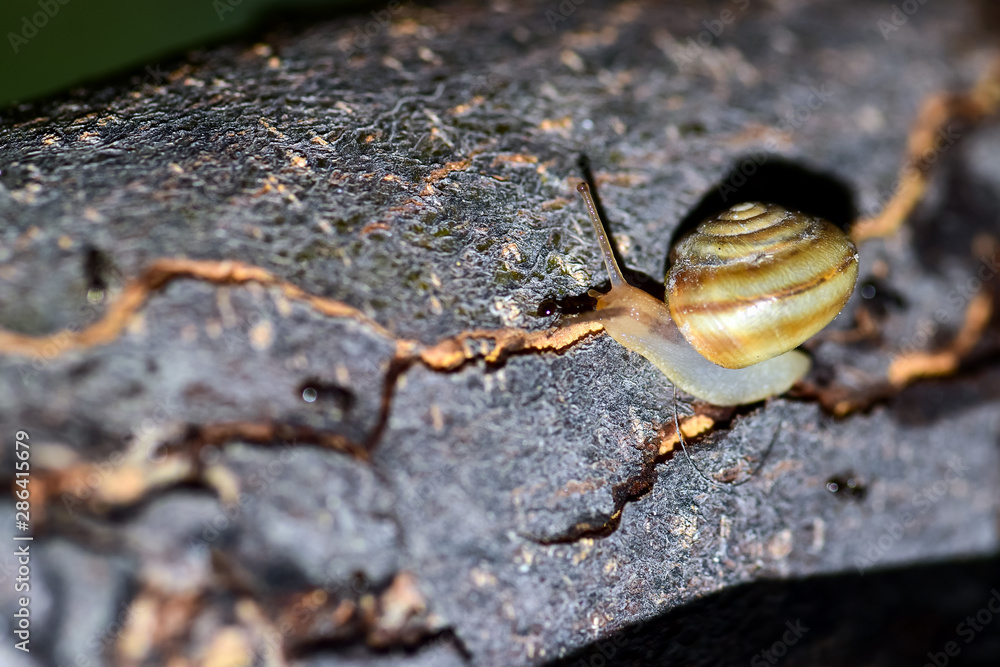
<box><xmin>577</xmin><ymin>183</ymin><xmax>858</xmax><ymax>406</ymax></box>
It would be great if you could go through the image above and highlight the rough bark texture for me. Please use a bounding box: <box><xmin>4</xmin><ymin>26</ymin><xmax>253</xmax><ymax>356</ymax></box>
<box><xmin>2</xmin><ymin>1</ymin><xmax>1000</xmax><ymax>666</ymax></box>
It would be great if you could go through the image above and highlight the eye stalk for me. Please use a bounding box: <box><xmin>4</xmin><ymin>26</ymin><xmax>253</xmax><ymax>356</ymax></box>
<box><xmin>578</xmin><ymin>182</ymin><xmax>626</xmax><ymax>290</ymax></box>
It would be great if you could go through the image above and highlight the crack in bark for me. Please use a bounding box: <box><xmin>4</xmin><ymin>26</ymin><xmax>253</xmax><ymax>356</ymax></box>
<box><xmin>530</xmin><ymin>405</ymin><xmax>741</xmax><ymax>545</ymax></box>
<box><xmin>850</xmin><ymin>55</ymin><xmax>1000</xmax><ymax>243</ymax></box>
<box><xmin>794</xmin><ymin>289</ymin><xmax>995</xmax><ymax>416</ymax></box>
<box><xmin>0</xmin><ymin>257</ymin><xmax>400</xmax><ymax>358</ymax></box>
<box><xmin>9</xmin><ymin>418</ymin><xmax>371</xmax><ymax>529</ymax></box>
<box><xmin>211</xmin><ymin>550</ymin><xmax>472</xmax><ymax>664</ymax></box>
<box><xmin>177</xmin><ymin>420</ymin><xmax>371</xmax><ymax>459</ymax></box>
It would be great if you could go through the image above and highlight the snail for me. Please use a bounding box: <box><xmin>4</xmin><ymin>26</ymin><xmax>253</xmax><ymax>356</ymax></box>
<box><xmin>576</xmin><ymin>182</ymin><xmax>859</xmax><ymax>406</ymax></box>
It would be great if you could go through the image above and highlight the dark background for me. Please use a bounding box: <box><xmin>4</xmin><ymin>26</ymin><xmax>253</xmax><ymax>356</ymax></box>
<box><xmin>0</xmin><ymin>0</ymin><xmax>360</xmax><ymax>107</ymax></box>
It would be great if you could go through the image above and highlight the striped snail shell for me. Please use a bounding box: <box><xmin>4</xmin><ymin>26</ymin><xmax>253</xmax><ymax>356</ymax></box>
<box><xmin>667</xmin><ymin>201</ymin><xmax>860</xmax><ymax>369</ymax></box>
<box><xmin>576</xmin><ymin>183</ymin><xmax>859</xmax><ymax>406</ymax></box>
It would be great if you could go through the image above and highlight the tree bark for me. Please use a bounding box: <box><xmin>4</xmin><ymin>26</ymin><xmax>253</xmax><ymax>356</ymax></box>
<box><xmin>2</xmin><ymin>1</ymin><xmax>1000</xmax><ymax>665</ymax></box>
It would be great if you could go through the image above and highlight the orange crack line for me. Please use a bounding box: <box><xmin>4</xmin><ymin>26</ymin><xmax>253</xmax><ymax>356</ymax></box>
<box><xmin>533</xmin><ymin>405</ymin><xmax>734</xmax><ymax>544</ymax></box>
<box><xmin>0</xmin><ymin>258</ymin><xmax>395</xmax><ymax>358</ymax></box>
<box><xmin>851</xmin><ymin>56</ymin><xmax>1000</xmax><ymax>244</ymax></box>
<box><xmin>185</xmin><ymin>420</ymin><xmax>369</xmax><ymax>459</ymax></box>
<box><xmin>802</xmin><ymin>288</ymin><xmax>994</xmax><ymax>416</ymax></box>
<box><xmin>887</xmin><ymin>290</ymin><xmax>994</xmax><ymax>388</ymax></box>
<box><xmin>416</xmin><ymin>320</ymin><xmax>603</xmax><ymax>370</ymax></box>
<box><xmin>0</xmin><ymin>257</ymin><xmax>603</xmax><ymax>373</ymax></box>
<box><xmin>655</xmin><ymin>414</ymin><xmax>716</xmax><ymax>457</ymax></box>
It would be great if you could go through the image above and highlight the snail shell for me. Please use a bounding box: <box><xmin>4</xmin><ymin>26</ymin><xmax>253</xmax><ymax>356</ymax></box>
<box><xmin>667</xmin><ymin>202</ymin><xmax>859</xmax><ymax>369</ymax></box>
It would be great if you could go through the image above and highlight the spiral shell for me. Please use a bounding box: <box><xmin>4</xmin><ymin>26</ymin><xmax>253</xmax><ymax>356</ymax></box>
<box><xmin>666</xmin><ymin>202</ymin><xmax>859</xmax><ymax>369</ymax></box>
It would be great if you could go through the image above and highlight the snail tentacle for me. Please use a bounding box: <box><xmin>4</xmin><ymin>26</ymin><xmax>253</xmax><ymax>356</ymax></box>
<box><xmin>578</xmin><ymin>182</ymin><xmax>627</xmax><ymax>290</ymax></box>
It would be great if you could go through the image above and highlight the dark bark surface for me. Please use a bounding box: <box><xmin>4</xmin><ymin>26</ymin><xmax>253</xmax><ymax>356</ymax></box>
<box><xmin>2</xmin><ymin>1</ymin><xmax>1000</xmax><ymax>666</ymax></box>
